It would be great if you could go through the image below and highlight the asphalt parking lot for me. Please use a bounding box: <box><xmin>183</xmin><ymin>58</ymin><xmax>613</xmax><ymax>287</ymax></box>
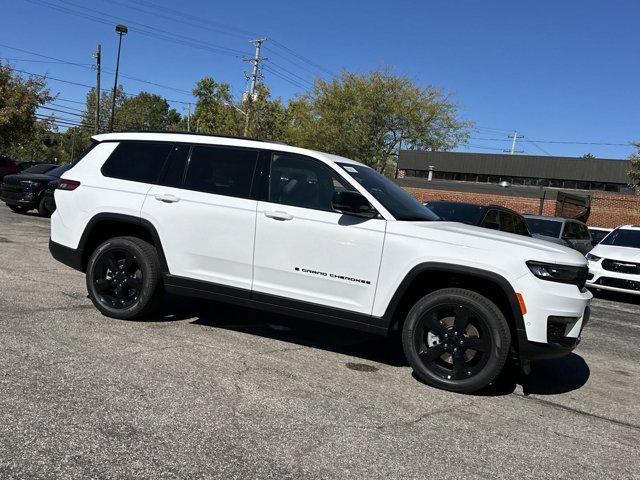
<box><xmin>1</xmin><ymin>206</ymin><xmax>639</xmax><ymax>479</ymax></box>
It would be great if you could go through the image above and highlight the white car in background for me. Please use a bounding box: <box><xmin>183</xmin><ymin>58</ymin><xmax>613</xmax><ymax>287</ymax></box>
<box><xmin>586</xmin><ymin>225</ymin><xmax>640</xmax><ymax>295</ymax></box>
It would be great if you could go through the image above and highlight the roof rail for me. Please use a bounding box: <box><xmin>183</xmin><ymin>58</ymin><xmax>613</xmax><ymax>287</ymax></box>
<box><xmin>96</xmin><ymin>130</ymin><xmax>289</xmax><ymax>146</ymax></box>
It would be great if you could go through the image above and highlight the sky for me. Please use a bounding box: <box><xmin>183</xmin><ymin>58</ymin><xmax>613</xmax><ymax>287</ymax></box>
<box><xmin>2</xmin><ymin>0</ymin><xmax>638</xmax><ymax>159</ymax></box>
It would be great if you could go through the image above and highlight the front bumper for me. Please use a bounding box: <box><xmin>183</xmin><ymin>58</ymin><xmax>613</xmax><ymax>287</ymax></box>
<box><xmin>586</xmin><ymin>259</ymin><xmax>640</xmax><ymax>295</ymax></box>
<box><xmin>513</xmin><ymin>272</ymin><xmax>592</xmax><ymax>361</ymax></box>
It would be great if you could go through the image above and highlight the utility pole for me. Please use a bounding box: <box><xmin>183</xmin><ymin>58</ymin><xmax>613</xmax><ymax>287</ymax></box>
<box><xmin>504</xmin><ymin>130</ymin><xmax>524</xmax><ymax>154</ymax></box>
<box><xmin>187</xmin><ymin>102</ymin><xmax>191</xmax><ymax>132</ymax></box>
<box><xmin>242</xmin><ymin>38</ymin><xmax>267</xmax><ymax>137</ymax></box>
<box><xmin>93</xmin><ymin>44</ymin><xmax>101</xmax><ymax>134</ymax></box>
<box><xmin>109</xmin><ymin>24</ymin><xmax>128</xmax><ymax>132</ymax></box>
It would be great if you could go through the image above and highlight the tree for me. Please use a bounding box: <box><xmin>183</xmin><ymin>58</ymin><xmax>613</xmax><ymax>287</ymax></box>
<box><xmin>245</xmin><ymin>84</ymin><xmax>289</xmax><ymax>141</ymax></box>
<box><xmin>582</xmin><ymin>153</ymin><xmax>596</xmax><ymax>159</ymax></box>
<box><xmin>626</xmin><ymin>143</ymin><xmax>640</xmax><ymax>193</ymax></box>
<box><xmin>0</xmin><ymin>64</ymin><xmax>54</xmax><ymax>158</ymax></box>
<box><xmin>284</xmin><ymin>68</ymin><xmax>471</xmax><ymax>173</ymax></box>
<box><xmin>83</xmin><ymin>85</ymin><xmax>126</xmax><ymax>133</ymax></box>
<box><xmin>114</xmin><ymin>92</ymin><xmax>181</xmax><ymax>131</ymax></box>
<box><xmin>191</xmin><ymin>77</ymin><xmax>243</xmax><ymax>136</ymax></box>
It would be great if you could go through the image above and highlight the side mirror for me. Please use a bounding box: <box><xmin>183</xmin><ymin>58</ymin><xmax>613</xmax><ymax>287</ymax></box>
<box><xmin>332</xmin><ymin>190</ymin><xmax>377</xmax><ymax>219</ymax></box>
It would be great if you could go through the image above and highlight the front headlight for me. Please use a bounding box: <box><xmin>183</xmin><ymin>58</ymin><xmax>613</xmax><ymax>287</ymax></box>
<box><xmin>526</xmin><ymin>261</ymin><xmax>588</xmax><ymax>288</ymax></box>
<box><xmin>586</xmin><ymin>253</ymin><xmax>601</xmax><ymax>262</ymax></box>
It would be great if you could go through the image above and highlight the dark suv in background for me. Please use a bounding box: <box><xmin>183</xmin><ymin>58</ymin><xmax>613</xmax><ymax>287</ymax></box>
<box><xmin>524</xmin><ymin>215</ymin><xmax>592</xmax><ymax>255</ymax></box>
<box><xmin>1</xmin><ymin>163</ymin><xmax>69</xmax><ymax>217</ymax></box>
<box><xmin>424</xmin><ymin>201</ymin><xmax>531</xmax><ymax>236</ymax></box>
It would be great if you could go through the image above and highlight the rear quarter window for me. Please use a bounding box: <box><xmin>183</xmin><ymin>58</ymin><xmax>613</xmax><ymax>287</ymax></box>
<box><xmin>101</xmin><ymin>141</ymin><xmax>173</xmax><ymax>184</ymax></box>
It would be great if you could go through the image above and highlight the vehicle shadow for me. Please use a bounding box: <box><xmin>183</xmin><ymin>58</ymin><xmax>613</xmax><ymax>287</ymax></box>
<box><xmin>156</xmin><ymin>296</ymin><xmax>408</xmax><ymax>367</ymax></box>
<box><xmin>151</xmin><ymin>297</ymin><xmax>590</xmax><ymax>394</ymax></box>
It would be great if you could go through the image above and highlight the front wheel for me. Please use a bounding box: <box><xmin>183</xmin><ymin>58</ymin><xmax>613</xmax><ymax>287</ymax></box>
<box><xmin>37</xmin><ymin>197</ymin><xmax>52</xmax><ymax>217</ymax></box>
<box><xmin>402</xmin><ymin>288</ymin><xmax>511</xmax><ymax>393</ymax></box>
<box><xmin>9</xmin><ymin>205</ymin><xmax>29</xmax><ymax>214</ymax></box>
<box><xmin>86</xmin><ymin>236</ymin><xmax>164</xmax><ymax>320</ymax></box>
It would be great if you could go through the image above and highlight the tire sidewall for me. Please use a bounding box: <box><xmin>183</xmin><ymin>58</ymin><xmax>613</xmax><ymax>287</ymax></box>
<box><xmin>86</xmin><ymin>238</ymin><xmax>157</xmax><ymax>319</ymax></box>
<box><xmin>402</xmin><ymin>289</ymin><xmax>510</xmax><ymax>393</ymax></box>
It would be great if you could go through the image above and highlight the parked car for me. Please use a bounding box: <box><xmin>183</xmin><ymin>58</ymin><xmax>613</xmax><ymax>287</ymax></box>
<box><xmin>1</xmin><ymin>163</ymin><xmax>71</xmax><ymax>217</ymax></box>
<box><xmin>42</xmin><ymin>179</ymin><xmax>58</xmax><ymax>215</ymax></box>
<box><xmin>588</xmin><ymin>226</ymin><xmax>613</xmax><ymax>246</ymax></box>
<box><xmin>17</xmin><ymin>161</ymin><xmax>57</xmax><ymax>172</ymax></box>
<box><xmin>424</xmin><ymin>201</ymin><xmax>531</xmax><ymax>237</ymax></box>
<box><xmin>0</xmin><ymin>156</ymin><xmax>20</xmax><ymax>181</ymax></box>
<box><xmin>49</xmin><ymin>132</ymin><xmax>591</xmax><ymax>393</ymax></box>
<box><xmin>586</xmin><ymin>225</ymin><xmax>640</xmax><ymax>295</ymax></box>
<box><xmin>524</xmin><ymin>215</ymin><xmax>593</xmax><ymax>255</ymax></box>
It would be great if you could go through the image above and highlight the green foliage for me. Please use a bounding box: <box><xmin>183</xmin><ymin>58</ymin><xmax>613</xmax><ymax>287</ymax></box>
<box><xmin>284</xmin><ymin>68</ymin><xmax>471</xmax><ymax>173</ymax></box>
<box><xmin>0</xmin><ymin>64</ymin><xmax>54</xmax><ymax>159</ymax></box>
<box><xmin>245</xmin><ymin>83</ymin><xmax>289</xmax><ymax>141</ymax></box>
<box><xmin>114</xmin><ymin>92</ymin><xmax>181</xmax><ymax>132</ymax></box>
<box><xmin>626</xmin><ymin>143</ymin><xmax>640</xmax><ymax>193</ymax></box>
<box><xmin>191</xmin><ymin>77</ymin><xmax>243</xmax><ymax>136</ymax></box>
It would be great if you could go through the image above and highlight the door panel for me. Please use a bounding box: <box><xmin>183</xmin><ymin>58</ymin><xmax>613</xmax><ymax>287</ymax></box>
<box><xmin>141</xmin><ymin>144</ymin><xmax>259</xmax><ymax>290</ymax></box>
<box><xmin>252</xmin><ymin>153</ymin><xmax>386</xmax><ymax>314</ymax></box>
<box><xmin>253</xmin><ymin>201</ymin><xmax>386</xmax><ymax>313</ymax></box>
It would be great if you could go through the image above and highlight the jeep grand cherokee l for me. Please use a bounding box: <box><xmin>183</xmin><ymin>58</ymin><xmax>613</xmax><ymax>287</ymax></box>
<box><xmin>49</xmin><ymin>133</ymin><xmax>592</xmax><ymax>393</ymax></box>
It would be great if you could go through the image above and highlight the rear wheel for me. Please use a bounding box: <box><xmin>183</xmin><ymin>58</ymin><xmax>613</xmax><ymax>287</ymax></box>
<box><xmin>86</xmin><ymin>236</ymin><xmax>164</xmax><ymax>320</ymax></box>
<box><xmin>402</xmin><ymin>288</ymin><xmax>511</xmax><ymax>393</ymax></box>
<box><xmin>9</xmin><ymin>205</ymin><xmax>29</xmax><ymax>214</ymax></box>
<box><xmin>37</xmin><ymin>197</ymin><xmax>52</xmax><ymax>217</ymax></box>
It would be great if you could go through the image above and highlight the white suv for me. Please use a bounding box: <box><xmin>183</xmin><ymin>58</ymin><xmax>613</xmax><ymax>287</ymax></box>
<box><xmin>50</xmin><ymin>132</ymin><xmax>592</xmax><ymax>393</ymax></box>
<box><xmin>586</xmin><ymin>225</ymin><xmax>640</xmax><ymax>295</ymax></box>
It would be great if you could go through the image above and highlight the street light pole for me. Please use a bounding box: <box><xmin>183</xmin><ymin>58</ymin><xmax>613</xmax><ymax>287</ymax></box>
<box><xmin>108</xmin><ymin>24</ymin><xmax>128</xmax><ymax>132</ymax></box>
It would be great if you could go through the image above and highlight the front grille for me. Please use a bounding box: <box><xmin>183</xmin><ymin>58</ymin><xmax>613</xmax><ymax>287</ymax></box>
<box><xmin>595</xmin><ymin>277</ymin><xmax>640</xmax><ymax>291</ymax></box>
<box><xmin>602</xmin><ymin>259</ymin><xmax>640</xmax><ymax>275</ymax></box>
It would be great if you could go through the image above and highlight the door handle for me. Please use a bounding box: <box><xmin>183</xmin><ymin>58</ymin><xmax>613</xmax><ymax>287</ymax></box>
<box><xmin>154</xmin><ymin>193</ymin><xmax>180</xmax><ymax>203</ymax></box>
<box><xmin>264</xmin><ymin>210</ymin><xmax>293</xmax><ymax>221</ymax></box>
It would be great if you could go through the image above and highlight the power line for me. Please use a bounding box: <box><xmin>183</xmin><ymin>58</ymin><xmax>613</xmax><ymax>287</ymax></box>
<box><xmin>263</xmin><ymin>65</ymin><xmax>308</xmax><ymax>90</ymax></box>
<box><xmin>39</xmin><ymin>106</ymin><xmax>85</xmax><ymax>118</ymax></box>
<box><xmin>269</xmin><ymin>38</ymin><xmax>337</xmax><ymax>78</ymax></box>
<box><xmin>22</xmin><ymin>0</ymin><xmax>246</xmax><ymax>58</ymax></box>
<box><xmin>267</xmin><ymin>59</ymin><xmax>314</xmax><ymax>87</ymax></box>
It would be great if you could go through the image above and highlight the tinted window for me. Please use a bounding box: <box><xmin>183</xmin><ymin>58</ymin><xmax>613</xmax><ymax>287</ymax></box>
<box><xmin>22</xmin><ymin>164</ymin><xmax>57</xmax><ymax>174</ymax></box>
<box><xmin>269</xmin><ymin>154</ymin><xmax>354</xmax><ymax>211</ymax></box>
<box><xmin>511</xmin><ymin>214</ymin><xmax>531</xmax><ymax>236</ymax></box>
<box><xmin>563</xmin><ymin>221</ymin><xmax>590</xmax><ymax>240</ymax></box>
<box><xmin>525</xmin><ymin>218</ymin><xmax>563</xmax><ymax>237</ymax></box>
<box><xmin>481</xmin><ymin>210</ymin><xmax>500</xmax><ymax>230</ymax></box>
<box><xmin>339</xmin><ymin>163</ymin><xmax>438</xmax><ymax>221</ymax></box>
<box><xmin>428</xmin><ymin>202</ymin><xmax>485</xmax><ymax>225</ymax></box>
<box><xmin>102</xmin><ymin>142</ymin><xmax>173</xmax><ymax>183</ymax></box>
<box><xmin>600</xmin><ymin>229</ymin><xmax>640</xmax><ymax>248</ymax></box>
<box><xmin>160</xmin><ymin>144</ymin><xmax>190</xmax><ymax>188</ymax></box>
<box><xmin>588</xmin><ymin>228</ymin><xmax>611</xmax><ymax>244</ymax></box>
<box><xmin>184</xmin><ymin>146</ymin><xmax>258</xmax><ymax>199</ymax></box>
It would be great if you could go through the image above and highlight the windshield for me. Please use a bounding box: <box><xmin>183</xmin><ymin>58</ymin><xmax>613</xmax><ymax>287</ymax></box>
<box><xmin>425</xmin><ymin>201</ymin><xmax>485</xmax><ymax>225</ymax></box>
<box><xmin>600</xmin><ymin>229</ymin><xmax>640</xmax><ymax>248</ymax></box>
<box><xmin>338</xmin><ymin>163</ymin><xmax>439</xmax><ymax>221</ymax></box>
<box><xmin>22</xmin><ymin>164</ymin><xmax>56</xmax><ymax>174</ymax></box>
<box><xmin>47</xmin><ymin>164</ymin><xmax>72</xmax><ymax>178</ymax></box>
<box><xmin>525</xmin><ymin>218</ymin><xmax>563</xmax><ymax>238</ymax></box>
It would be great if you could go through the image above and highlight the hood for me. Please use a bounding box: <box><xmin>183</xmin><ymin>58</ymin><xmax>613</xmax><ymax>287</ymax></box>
<box><xmin>2</xmin><ymin>173</ymin><xmax>58</xmax><ymax>185</ymax></box>
<box><xmin>394</xmin><ymin>221</ymin><xmax>587</xmax><ymax>267</ymax></box>
<box><xmin>590</xmin><ymin>244</ymin><xmax>640</xmax><ymax>262</ymax></box>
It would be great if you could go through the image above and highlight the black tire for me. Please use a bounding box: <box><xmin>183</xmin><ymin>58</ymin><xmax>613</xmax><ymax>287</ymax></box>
<box><xmin>402</xmin><ymin>288</ymin><xmax>511</xmax><ymax>393</ymax></box>
<box><xmin>86</xmin><ymin>236</ymin><xmax>164</xmax><ymax>320</ymax></box>
<box><xmin>37</xmin><ymin>197</ymin><xmax>52</xmax><ymax>218</ymax></box>
<box><xmin>9</xmin><ymin>205</ymin><xmax>29</xmax><ymax>214</ymax></box>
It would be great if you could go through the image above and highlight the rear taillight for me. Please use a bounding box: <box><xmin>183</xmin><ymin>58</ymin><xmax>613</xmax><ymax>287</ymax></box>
<box><xmin>57</xmin><ymin>179</ymin><xmax>80</xmax><ymax>191</ymax></box>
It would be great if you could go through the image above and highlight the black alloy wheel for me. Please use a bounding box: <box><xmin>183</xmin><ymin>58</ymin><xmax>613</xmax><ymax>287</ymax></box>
<box><xmin>402</xmin><ymin>288</ymin><xmax>510</xmax><ymax>393</ymax></box>
<box><xmin>414</xmin><ymin>304</ymin><xmax>491</xmax><ymax>381</ymax></box>
<box><xmin>86</xmin><ymin>236</ymin><xmax>164</xmax><ymax>320</ymax></box>
<box><xmin>92</xmin><ymin>248</ymin><xmax>143</xmax><ymax>310</ymax></box>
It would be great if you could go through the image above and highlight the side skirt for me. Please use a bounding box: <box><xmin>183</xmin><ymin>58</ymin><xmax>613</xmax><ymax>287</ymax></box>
<box><xmin>163</xmin><ymin>274</ymin><xmax>389</xmax><ymax>336</ymax></box>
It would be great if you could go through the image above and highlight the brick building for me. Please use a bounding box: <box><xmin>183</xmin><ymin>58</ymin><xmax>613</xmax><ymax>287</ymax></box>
<box><xmin>396</xmin><ymin>150</ymin><xmax>639</xmax><ymax>228</ymax></box>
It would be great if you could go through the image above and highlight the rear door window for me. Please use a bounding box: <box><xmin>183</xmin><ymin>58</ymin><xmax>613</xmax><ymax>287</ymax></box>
<box><xmin>183</xmin><ymin>145</ymin><xmax>258</xmax><ymax>199</ymax></box>
<box><xmin>102</xmin><ymin>141</ymin><xmax>173</xmax><ymax>184</ymax></box>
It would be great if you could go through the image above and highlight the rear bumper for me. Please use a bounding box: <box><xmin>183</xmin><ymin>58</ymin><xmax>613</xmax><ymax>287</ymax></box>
<box><xmin>49</xmin><ymin>239</ymin><xmax>83</xmax><ymax>271</ymax></box>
